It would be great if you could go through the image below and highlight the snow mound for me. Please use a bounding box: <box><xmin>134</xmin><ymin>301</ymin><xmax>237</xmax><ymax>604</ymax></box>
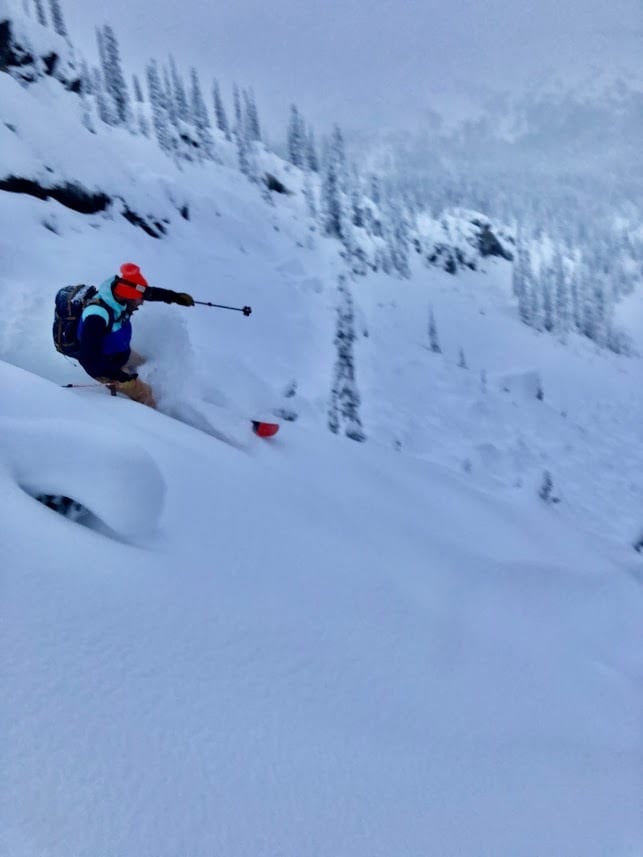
<box><xmin>493</xmin><ymin>367</ymin><xmax>543</xmax><ymax>399</ymax></box>
<box><xmin>0</xmin><ymin>416</ymin><xmax>165</xmax><ymax>538</ymax></box>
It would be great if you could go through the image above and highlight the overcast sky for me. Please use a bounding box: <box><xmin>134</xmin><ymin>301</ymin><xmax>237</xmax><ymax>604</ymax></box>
<box><xmin>61</xmin><ymin>0</ymin><xmax>643</xmax><ymax>137</ymax></box>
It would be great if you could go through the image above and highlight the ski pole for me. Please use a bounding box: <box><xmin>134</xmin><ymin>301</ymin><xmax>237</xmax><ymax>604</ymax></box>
<box><xmin>118</xmin><ymin>278</ymin><xmax>252</xmax><ymax>317</ymax></box>
<box><xmin>63</xmin><ymin>382</ymin><xmax>118</xmax><ymax>396</ymax></box>
<box><xmin>193</xmin><ymin>300</ymin><xmax>252</xmax><ymax>316</ymax></box>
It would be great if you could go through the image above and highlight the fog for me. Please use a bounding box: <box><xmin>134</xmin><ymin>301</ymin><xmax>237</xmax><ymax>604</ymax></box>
<box><xmin>61</xmin><ymin>0</ymin><xmax>643</xmax><ymax>135</ymax></box>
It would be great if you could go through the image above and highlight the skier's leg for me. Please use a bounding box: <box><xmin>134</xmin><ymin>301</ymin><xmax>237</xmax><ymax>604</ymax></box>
<box><xmin>116</xmin><ymin>377</ymin><xmax>157</xmax><ymax>408</ymax></box>
<box><xmin>126</xmin><ymin>350</ymin><xmax>147</xmax><ymax>370</ymax></box>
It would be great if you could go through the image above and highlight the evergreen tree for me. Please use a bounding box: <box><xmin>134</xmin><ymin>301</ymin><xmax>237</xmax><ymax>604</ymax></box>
<box><xmin>243</xmin><ymin>88</ymin><xmax>261</xmax><ymax>142</ymax></box>
<box><xmin>458</xmin><ymin>347</ymin><xmax>468</xmax><ymax>369</ymax></box>
<box><xmin>48</xmin><ymin>0</ymin><xmax>67</xmax><ymax>36</ymax></box>
<box><xmin>328</xmin><ymin>276</ymin><xmax>366</xmax><ymax>442</ymax></box>
<box><xmin>369</xmin><ymin>174</ymin><xmax>381</xmax><ymax>205</ymax></box>
<box><xmin>132</xmin><ymin>74</ymin><xmax>144</xmax><ymax>103</ymax></box>
<box><xmin>321</xmin><ymin>126</ymin><xmax>347</xmax><ymax>240</ymax></box>
<box><xmin>79</xmin><ymin>61</ymin><xmax>96</xmax><ymax>134</ymax></box>
<box><xmin>541</xmin><ymin>273</ymin><xmax>554</xmax><ymax>332</ymax></box>
<box><xmin>232</xmin><ymin>84</ymin><xmax>242</xmax><ymax>131</ymax></box>
<box><xmin>146</xmin><ymin>60</ymin><xmax>171</xmax><ymax>154</ymax></box>
<box><xmin>302</xmin><ymin>169</ymin><xmax>317</xmax><ymax>219</ymax></box>
<box><xmin>514</xmin><ymin>243</ymin><xmax>532</xmax><ymax>325</ymax></box>
<box><xmin>287</xmin><ymin>104</ymin><xmax>306</xmax><ymax>168</ymax></box>
<box><xmin>236</xmin><ymin>117</ymin><xmax>251</xmax><ymax>177</ymax></box>
<box><xmin>306</xmin><ymin>126</ymin><xmax>319</xmax><ymax>172</ymax></box>
<box><xmin>136</xmin><ymin>104</ymin><xmax>150</xmax><ymax>138</ymax></box>
<box><xmin>538</xmin><ymin>470</ymin><xmax>556</xmax><ymax>503</ymax></box>
<box><xmin>93</xmin><ymin>67</ymin><xmax>115</xmax><ymax>125</ymax></box>
<box><xmin>528</xmin><ymin>271</ymin><xmax>542</xmax><ymax>330</ymax></box>
<box><xmin>33</xmin><ymin>0</ymin><xmax>47</xmax><ymax>26</ymax></box>
<box><xmin>80</xmin><ymin>58</ymin><xmax>93</xmax><ymax>95</ymax></box>
<box><xmin>570</xmin><ymin>269</ymin><xmax>582</xmax><ymax>331</ymax></box>
<box><xmin>387</xmin><ymin>194</ymin><xmax>411</xmax><ymax>279</ymax></box>
<box><xmin>95</xmin><ymin>25</ymin><xmax>107</xmax><ymax>82</ymax></box>
<box><xmin>553</xmin><ymin>250</ymin><xmax>570</xmax><ymax>339</ymax></box>
<box><xmin>428</xmin><ymin>306</ymin><xmax>441</xmax><ymax>353</ymax></box>
<box><xmin>162</xmin><ymin>65</ymin><xmax>178</xmax><ymax>128</ymax></box>
<box><xmin>131</xmin><ymin>73</ymin><xmax>149</xmax><ymax>137</ymax></box>
<box><xmin>169</xmin><ymin>56</ymin><xmax>189</xmax><ymax>123</ymax></box>
<box><xmin>190</xmin><ymin>67</ymin><xmax>214</xmax><ymax>160</ymax></box>
<box><xmin>581</xmin><ymin>277</ymin><xmax>608</xmax><ymax>346</ymax></box>
<box><xmin>350</xmin><ymin>165</ymin><xmax>364</xmax><ymax>228</ymax></box>
<box><xmin>212</xmin><ymin>80</ymin><xmax>230</xmax><ymax>139</ymax></box>
<box><xmin>99</xmin><ymin>25</ymin><xmax>132</xmax><ymax>127</ymax></box>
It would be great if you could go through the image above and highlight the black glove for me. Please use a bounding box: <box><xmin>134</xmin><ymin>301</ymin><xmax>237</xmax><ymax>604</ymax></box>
<box><xmin>174</xmin><ymin>292</ymin><xmax>194</xmax><ymax>307</ymax></box>
<box><xmin>116</xmin><ymin>370</ymin><xmax>138</xmax><ymax>383</ymax></box>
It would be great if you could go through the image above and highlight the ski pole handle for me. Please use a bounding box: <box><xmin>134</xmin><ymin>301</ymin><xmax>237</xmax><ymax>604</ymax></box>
<box><xmin>193</xmin><ymin>300</ymin><xmax>252</xmax><ymax>316</ymax></box>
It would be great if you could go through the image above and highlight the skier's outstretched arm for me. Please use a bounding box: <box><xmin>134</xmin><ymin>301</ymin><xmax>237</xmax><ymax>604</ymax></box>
<box><xmin>144</xmin><ymin>286</ymin><xmax>194</xmax><ymax>306</ymax></box>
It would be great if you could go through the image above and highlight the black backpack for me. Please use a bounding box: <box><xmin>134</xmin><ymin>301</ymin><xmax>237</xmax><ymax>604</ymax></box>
<box><xmin>53</xmin><ymin>284</ymin><xmax>113</xmax><ymax>358</ymax></box>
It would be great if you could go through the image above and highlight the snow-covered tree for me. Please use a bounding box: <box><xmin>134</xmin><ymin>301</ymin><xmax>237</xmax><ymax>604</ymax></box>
<box><xmin>212</xmin><ymin>80</ymin><xmax>230</xmax><ymax>139</ymax></box>
<box><xmin>387</xmin><ymin>194</ymin><xmax>411</xmax><ymax>279</ymax></box>
<box><xmin>302</xmin><ymin>169</ymin><xmax>317</xmax><ymax>219</ymax></box>
<box><xmin>243</xmin><ymin>88</ymin><xmax>261</xmax><ymax>142</ymax></box>
<box><xmin>236</xmin><ymin>118</ymin><xmax>251</xmax><ymax>178</ymax></box>
<box><xmin>321</xmin><ymin>126</ymin><xmax>347</xmax><ymax>240</ymax></box>
<box><xmin>287</xmin><ymin>104</ymin><xmax>306</xmax><ymax>168</ymax></box>
<box><xmin>33</xmin><ymin>0</ymin><xmax>47</xmax><ymax>26</ymax></box>
<box><xmin>306</xmin><ymin>126</ymin><xmax>319</xmax><ymax>172</ymax></box>
<box><xmin>93</xmin><ymin>67</ymin><xmax>115</xmax><ymax>126</ymax></box>
<box><xmin>132</xmin><ymin>72</ymin><xmax>150</xmax><ymax>137</ymax></box>
<box><xmin>513</xmin><ymin>242</ymin><xmax>533</xmax><ymax>325</ymax></box>
<box><xmin>98</xmin><ymin>25</ymin><xmax>132</xmax><ymax>127</ymax></box>
<box><xmin>47</xmin><ymin>0</ymin><xmax>67</xmax><ymax>36</ymax></box>
<box><xmin>541</xmin><ymin>273</ymin><xmax>554</xmax><ymax>333</ymax></box>
<box><xmin>349</xmin><ymin>165</ymin><xmax>364</xmax><ymax>228</ymax></box>
<box><xmin>369</xmin><ymin>174</ymin><xmax>382</xmax><ymax>205</ymax></box>
<box><xmin>190</xmin><ymin>67</ymin><xmax>214</xmax><ymax>160</ymax></box>
<box><xmin>146</xmin><ymin>60</ymin><xmax>171</xmax><ymax>154</ymax></box>
<box><xmin>169</xmin><ymin>56</ymin><xmax>189</xmax><ymax>123</ymax></box>
<box><xmin>553</xmin><ymin>250</ymin><xmax>570</xmax><ymax>339</ymax></box>
<box><xmin>328</xmin><ymin>276</ymin><xmax>366</xmax><ymax>442</ymax></box>
<box><xmin>428</xmin><ymin>306</ymin><xmax>441</xmax><ymax>353</ymax></box>
<box><xmin>79</xmin><ymin>61</ymin><xmax>96</xmax><ymax>134</ymax></box>
<box><xmin>232</xmin><ymin>84</ymin><xmax>242</xmax><ymax>131</ymax></box>
<box><xmin>132</xmin><ymin>74</ymin><xmax>144</xmax><ymax>103</ymax></box>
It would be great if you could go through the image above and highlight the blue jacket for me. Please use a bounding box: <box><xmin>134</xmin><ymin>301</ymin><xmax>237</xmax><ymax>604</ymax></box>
<box><xmin>77</xmin><ymin>277</ymin><xmax>133</xmax><ymax>381</ymax></box>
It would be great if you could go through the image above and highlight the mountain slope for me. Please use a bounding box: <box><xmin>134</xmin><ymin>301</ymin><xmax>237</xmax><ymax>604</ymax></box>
<box><xmin>1</xmin><ymin>9</ymin><xmax>642</xmax><ymax>856</ymax></box>
<box><xmin>2</xmin><ymin>359</ymin><xmax>641</xmax><ymax>857</ymax></box>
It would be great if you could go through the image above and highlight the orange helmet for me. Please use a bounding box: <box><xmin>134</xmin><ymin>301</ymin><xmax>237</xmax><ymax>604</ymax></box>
<box><xmin>114</xmin><ymin>263</ymin><xmax>148</xmax><ymax>303</ymax></box>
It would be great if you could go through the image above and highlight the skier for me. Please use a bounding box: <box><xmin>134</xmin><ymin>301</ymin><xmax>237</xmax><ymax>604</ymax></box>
<box><xmin>78</xmin><ymin>262</ymin><xmax>194</xmax><ymax>407</ymax></box>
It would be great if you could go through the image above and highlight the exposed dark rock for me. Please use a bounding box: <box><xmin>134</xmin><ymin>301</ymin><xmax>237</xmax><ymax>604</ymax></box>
<box><xmin>264</xmin><ymin>173</ymin><xmax>290</xmax><ymax>194</ymax></box>
<box><xmin>120</xmin><ymin>205</ymin><xmax>168</xmax><ymax>238</ymax></box>
<box><xmin>0</xmin><ymin>19</ymin><xmax>37</xmax><ymax>82</ymax></box>
<box><xmin>0</xmin><ymin>175</ymin><xmax>111</xmax><ymax>213</ymax></box>
<box><xmin>476</xmin><ymin>222</ymin><xmax>513</xmax><ymax>260</ymax></box>
<box><xmin>0</xmin><ymin>17</ymin><xmax>81</xmax><ymax>91</ymax></box>
<box><xmin>1</xmin><ymin>175</ymin><xmax>172</xmax><ymax>238</ymax></box>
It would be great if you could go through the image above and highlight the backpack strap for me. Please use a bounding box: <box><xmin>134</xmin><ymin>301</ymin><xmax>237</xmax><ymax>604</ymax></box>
<box><xmin>83</xmin><ymin>296</ymin><xmax>116</xmax><ymax>330</ymax></box>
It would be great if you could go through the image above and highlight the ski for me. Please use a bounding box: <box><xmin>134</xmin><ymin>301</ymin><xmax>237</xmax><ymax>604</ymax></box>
<box><xmin>64</xmin><ymin>384</ymin><xmax>280</xmax><ymax>442</ymax></box>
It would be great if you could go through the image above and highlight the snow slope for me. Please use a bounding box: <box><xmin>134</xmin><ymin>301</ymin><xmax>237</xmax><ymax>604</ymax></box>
<box><xmin>2</xmin><ymin>358</ymin><xmax>641</xmax><ymax>857</ymax></box>
<box><xmin>1</xmin><ymin>24</ymin><xmax>642</xmax><ymax>857</ymax></box>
